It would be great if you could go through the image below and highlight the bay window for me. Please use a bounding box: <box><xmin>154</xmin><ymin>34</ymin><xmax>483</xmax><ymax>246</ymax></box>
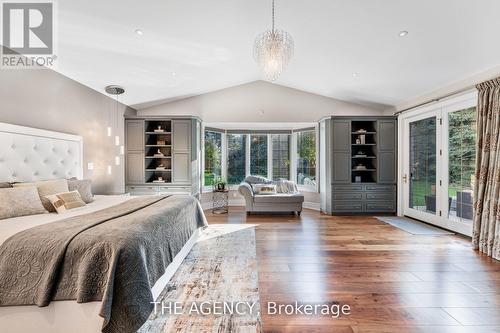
<box><xmin>227</xmin><ymin>134</ymin><xmax>246</xmax><ymax>184</ymax></box>
<box><xmin>203</xmin><ymin>127</ymin><xmax>317</xmax><ymax>191</ymax></box>
<box><xmin>296</xmin><ymin>130</ymin><xmax>317</xmax><ymax>188</ymax></box>
<box><xmin>204</xmin><ymin>130</ymin><xmax>222</xmax><ymax>187</ymax></box>
<box><xmin>250</xmin><ymin>134</ymin><xmax>268</xmax><ymax>177</ymax></box>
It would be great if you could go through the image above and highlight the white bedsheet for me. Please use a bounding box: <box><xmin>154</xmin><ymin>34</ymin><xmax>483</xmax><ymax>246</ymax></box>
<box><xmin>0</xmin><ymin>195</ymin><xmax>132</xmax><ymax>245</ymax></box>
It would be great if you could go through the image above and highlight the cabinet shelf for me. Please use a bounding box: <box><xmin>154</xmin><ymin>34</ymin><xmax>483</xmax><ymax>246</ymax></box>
<box><xmin>352</xmin><ymin>156</ymin><xmax>376</xmax><ymax>159</ymax></box>
<box><xmin>145</xmin><ymin>145</ymin><xmax>172</xmax><ymax>147</ymax></box>
<box><xmin>145</xmin><ymin>132</ymin><xmax>172</xmax><ymax>135</ymax></box>
<box><xmin>352</xmin><ymin>143</ymin><xmax>376</xmax><ymax>146</ymax></box>
<box><xmin>146</xmin><ymin>169</ymin><xmax>172</xmax><ymax>172</ymax></box>
<box><xmin>145</xmin><ymin>156</ymin><xmax>171</xmax><ymax>159</ymax></box>
<box><xmin>351</xmin><ymin>132</ymin><xmax>376</xmax><ymax>134</ymax></box>
<box><xmin>352</xmin><ymin>169</ymin><xmax>377</xmax><ymax>171</ymax></box>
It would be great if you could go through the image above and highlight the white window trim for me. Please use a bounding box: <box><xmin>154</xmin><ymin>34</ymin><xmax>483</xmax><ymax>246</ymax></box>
<box><xmin>202</xmin><ymin>128</ymin><xmax>226</xmax><ymax>193</ymax></box>
<box><xmin>293</xmin><ymin>128</ymin><xmax>319</xmax><ymax>193</ymax></box>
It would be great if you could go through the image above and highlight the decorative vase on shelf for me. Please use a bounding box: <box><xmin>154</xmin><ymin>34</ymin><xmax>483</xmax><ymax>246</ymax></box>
<box><xmin>154</xmin><ymin>125</ymin><xmax>164</xmax><ymax>133</ymax></box>
<box><xmin>356</xmin><ymin>138</ymin><xmax>361</xmax><ymax>144</ymax></box>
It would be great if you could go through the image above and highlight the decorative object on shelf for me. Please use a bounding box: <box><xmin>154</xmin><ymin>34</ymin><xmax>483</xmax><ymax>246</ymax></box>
<box><xmin>153</xmin><ymin>176</ymin><xmax>166</xmax><ymax>183</ymax></box>
<box><xmin>154</xmin><ymin>125</ymin><xmax>164</xmax><ymax>133</ymax></box>
<box><xmin>157</xmin><ymin>139</ymin><xmax>166</xmax><ymax>145</ymax></box>
<box><xmin>355</xmin><ymin>176</ymin><xmax>362</xmax><ymax>183</ymax></box>
<box><xmin>212</xmin><ymin>188</ymin><xmax>229</xmax><ymax>214</ymax></box>
<box><xmin>356</xmin><ymin>138</ymin><xmax>361</xmax><ymax>144</ymax></box>
<box><xmin>253</xmin><ymin>0</ymin><xmax>294</xmax><ymax>81</ymax></box>
<box><xmin>355</xmin><ymin>164</ymin><xmax>367</xmax><ymax>170</ymax></box>
<box><xmin>156</xmin><ymin>163</ymin><xmax>166</xmax><ymax>170</ymax></box>
<box><xmin>213</xmin><ymin>176</ymin><xmax>227</xmax><ymax>191</ymax></box>
<box><xmin>359</xmin><ymin>134</ymin><xmax>366</xmax><ymax>144</ymax></box>
<box><xmin>153</xmin><ymin>149</ymin><xmax>164</xmax><ymax>157</ymax></box>
<box><xmin>355</xmin><ymin>129</ymin><xmax>367</xmax><ymax>133</ymax></box>
<box><xmin>355</xmin><ymin>151</ymin><xmax>366</xmax><ymax>157</ymax></box>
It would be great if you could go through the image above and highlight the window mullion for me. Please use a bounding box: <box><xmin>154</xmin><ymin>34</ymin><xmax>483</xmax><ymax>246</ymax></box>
<box><xmin>268</xmin><ymin>134</ymin><xmax>273</xmax><ymax>180</ymax></box>
<box><xmin>245</xmin><ymin>134</ymin><xmax>251</xmax><ymax>177</ymax></box>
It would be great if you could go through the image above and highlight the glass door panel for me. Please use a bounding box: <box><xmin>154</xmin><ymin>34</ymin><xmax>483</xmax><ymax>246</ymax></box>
<box><xmin>409</xmin><ymin>117</ymin><xmax>437</xmax><ymax>215</ymax></box>
<box><xmin>447</xmin><ymin>107</ymin><xmax>477</xmax><ymax>224</ymax></box>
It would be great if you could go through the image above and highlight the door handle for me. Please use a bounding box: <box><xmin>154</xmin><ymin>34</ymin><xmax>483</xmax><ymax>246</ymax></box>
<box><xmin>403</xmin><ymin>174</ymin><xmax>408</xmax><ymax>183</ymax></box>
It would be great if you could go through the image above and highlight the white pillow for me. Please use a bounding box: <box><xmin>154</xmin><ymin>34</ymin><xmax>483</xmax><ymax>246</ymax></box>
<box><xmin>253</xmin><ymin>184</ymin><xmax>277</xmax><ymax>195</ymax></box>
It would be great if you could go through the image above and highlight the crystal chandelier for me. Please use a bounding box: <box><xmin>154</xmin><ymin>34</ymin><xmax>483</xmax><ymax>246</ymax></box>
<box><xmin>253</xmin><ymin>0</ymin><xmax>294</xmax><ymax>81</ymax></box>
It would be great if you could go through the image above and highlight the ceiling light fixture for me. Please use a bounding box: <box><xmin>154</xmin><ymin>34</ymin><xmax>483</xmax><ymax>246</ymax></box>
<box><xmin>134</xmin><ymin>29</ymin><xmax>143</xmax><ymax>36</ymax></box>
<box><xmin>352</xmin><ymin>72</ymin><xmax>360</xmax><ymax>78</ymax></box>
<box><xmin>253</xmin><ymin>0</ymin><xmax>294</xmax><ymax>81</ymax></box>
<box><xmin>399</xmin><ymin>30</ymin><xmax>408</xmax><ymax>37</ymax></box>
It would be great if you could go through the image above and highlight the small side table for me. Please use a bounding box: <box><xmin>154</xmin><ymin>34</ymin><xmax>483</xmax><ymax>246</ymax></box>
<box><xmin>212</xmin><ymin>189</ymin><xmax>229</xmax><ymax>214</ymax></box>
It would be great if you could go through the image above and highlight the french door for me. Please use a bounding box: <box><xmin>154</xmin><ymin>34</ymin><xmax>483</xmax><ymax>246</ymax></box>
<box><xmin>401</xmin><ymin>92</ymin><xmax>477</xmax><ymax>236</ymax></box>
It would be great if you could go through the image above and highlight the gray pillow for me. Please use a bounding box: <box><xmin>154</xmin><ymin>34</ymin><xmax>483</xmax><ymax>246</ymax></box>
<box><xmin>0</xmin><ymin>182</ymin><xmax>12</xmax><ymax>188</ymax></box>
<box><xmin>13</xmin><ymin>179</ymin><xmax>69</xmax><ymax>212</ymax></box>
<box><xmin>244</xmin><ymin>175</ymin><xmax>271</xmax><ymax>185</ymax></box>
<box><xmin>0</xmin><ymin>187</ymin><xmax>47</xmax><ymax>220</ymax></box>
<box><xmin>67</xmin><ymin>179</ymin><xmax>94</xmax><ymax>204</ymax></box>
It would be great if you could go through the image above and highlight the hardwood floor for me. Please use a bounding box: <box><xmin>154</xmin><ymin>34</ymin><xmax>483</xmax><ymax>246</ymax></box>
<box><xmin>205</xmin><ymin>207</ymin><xmax>500</xmax><ymax>333</ymax></box>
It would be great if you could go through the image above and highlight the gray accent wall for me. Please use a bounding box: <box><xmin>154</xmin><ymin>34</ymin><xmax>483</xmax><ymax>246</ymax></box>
<box><xmin>0</xmin><ymin>68</ymin><xmax>136</xmax><ymax>194</ymax></box>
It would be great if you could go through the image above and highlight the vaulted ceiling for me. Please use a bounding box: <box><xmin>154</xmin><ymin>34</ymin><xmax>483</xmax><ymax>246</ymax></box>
<box><xmin>55</xmin><ymin>0</ymin><xmax>500</xmax><ymax>109</ymax></box>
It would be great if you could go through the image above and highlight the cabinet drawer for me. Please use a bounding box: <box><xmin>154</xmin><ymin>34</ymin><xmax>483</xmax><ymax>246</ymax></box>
<box><xmin>127</xmin><ymin>185</ymin><xmax>157</xmax><ymax>195</ymax></box>
<box><xmin>333</xmin><ymin>192</ymin><xmax>363</xmax><ymax>200</ymax></box>
<box><xmin>333</xmin><ymin>202</ymin><xmax>363</xmax><ymax>211</ymax></box>
<box><xmin>365</xmin><ymin>185</ymin><xmax>395</xmax><ymax>192</ymax></box>
<box><xmin>365</xmin><ymin>201</ymin><xmax>395</xmax><ymax>212</ymax></box>
<box><xmin>333</xmin><ymin>185</ymin><xmax>363</xmax><ymax>191</ymax></box>
<box><xmin>158</xmin><ymin>186</ymin><xmax>191</xmax><ymax>195</ymax></box>
<box><xmin>366</xmin><ymin>192</ymin><xmax>395</xmax><ymax>201</ymax></box>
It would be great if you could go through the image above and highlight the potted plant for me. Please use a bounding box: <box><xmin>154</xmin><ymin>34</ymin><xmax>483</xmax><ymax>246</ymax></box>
<box><xmin>214</xmin><ymin>177</ymin><xmax>227</xmax><ymax>191</ymax></box>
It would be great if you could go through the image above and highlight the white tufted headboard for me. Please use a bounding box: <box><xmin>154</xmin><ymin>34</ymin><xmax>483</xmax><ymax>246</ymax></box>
<box><xmin>0</xmin><ymin>122</ymin><xmax>83</xmax><ymax>183</ymax></box>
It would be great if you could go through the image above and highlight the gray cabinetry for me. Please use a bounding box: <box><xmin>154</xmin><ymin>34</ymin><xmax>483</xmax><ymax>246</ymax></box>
<box><xmin>172</xmin><ymin>120</ymin><xmax>191</xmax><ymax>183</ymax></box>
<box><xmin>125</xmin><ymin>117</ymin><xmax>200</xmax><ymax>196</ymax></box>
<box><xmin>321</xmin><ymin>116</ymin><xmax>397</xmax><ymax>215</ymax></box>
<box><xmin>332</xmin><ymin>120</ymin><xmax>351</xmax><ymax>183</ymax></box>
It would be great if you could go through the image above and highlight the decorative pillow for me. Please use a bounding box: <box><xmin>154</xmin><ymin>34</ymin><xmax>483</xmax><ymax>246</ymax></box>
<box><xmin>275</xmin><ymin>179</ymin><xmax>298</xmax><ymax>194</ymax></box>
<box><xmin>245</xmin><ymin>175</ymin><xmax>271</xmax><ymax>185</ymax></box>
<box><xmin>46</xmin><ymin>191</ymin><xmax>86</xmax><ymax>214</ymax></box>
<box><xmin>253</xmin><ymin>184</ymin><xmax>277</xmax><ymax>195</ymax></box>
<box><xmin>0</xmin><ymin>187</ymin><xmax>47</xmax><ymax>220</ymax></box>
<box><xmin>67</xmin><ymin>179</ymin><xmax>94</xmax><ymax>203</ymax></box>
<box><xmin>0</xmin><ymin>182</ymin><xmax>12</xmax><ymax>188</ymax></box>
<box><xmin>13</xmin><ymin>179</ymin><xmax>69</xmax><ymax>212</ymax></box>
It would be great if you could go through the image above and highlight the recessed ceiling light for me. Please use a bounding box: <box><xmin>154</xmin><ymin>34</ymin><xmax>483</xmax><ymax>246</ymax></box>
<box><xmin>171</xmin><ymin>72</ymin><xmax>177</xmax><ymax>77</ymax></box>
<box><xmin>134</xmin><ymin>29</ymin><xmax>143</xmax><ymax>36</ymax></box>
<box><xmin>352</xmin><ymin>72</ymin><xmax>360</xmax><ymax>78</ymax></box>
<box><xmin>399</xmin><ymin>30</ymin><xmax>408</xmax><ymax>37</ymax></box>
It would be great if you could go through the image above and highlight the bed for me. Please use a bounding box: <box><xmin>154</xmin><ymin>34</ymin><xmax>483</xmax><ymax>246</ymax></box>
<box><xmin>0</xmin><ymin>123</ymin><xmax>207</xmax><ymax>333</ymax></box>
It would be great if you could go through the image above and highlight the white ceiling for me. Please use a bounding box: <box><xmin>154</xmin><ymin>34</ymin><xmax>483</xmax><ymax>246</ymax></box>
<box><xmin>55</xmin><ymin>0</ymin><xmax>500</xmax><ymax>110</ymax></box>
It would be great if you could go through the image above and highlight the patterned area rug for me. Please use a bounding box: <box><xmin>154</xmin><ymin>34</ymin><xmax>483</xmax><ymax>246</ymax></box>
<box><xmin>138</xmin><ymin>224</ymin><xmax>262</xmax><ymax>333</ymax></box>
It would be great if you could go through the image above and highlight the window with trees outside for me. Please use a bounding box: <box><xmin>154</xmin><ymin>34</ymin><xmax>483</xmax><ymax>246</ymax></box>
<box><xmin>296</xmin><ymin>130</ymin><xmax>317</xmax><ymax>188</ymax></box>
<box><xmin>272</xmin><ymin>134</ymin><xmax>290</xmax><ymax>180</ymax></box>
<box><xmin>250</xmin><ymin>135</ymin><xmax>268</xmax><ymax>177</ymax></box>
<box><xmin>203</xmin><ymin>129</ymin><xmax>316</xmax><ymax>190</ymax></box>
<box><xmin>204</xmin><ymin>130</ymin><xmax>222</xmax><ymax>187</ymax></box>
<box><xmin>227</xmin><ymin>134</ymin><xmax>246</xmax><ymax>184</ymax></box>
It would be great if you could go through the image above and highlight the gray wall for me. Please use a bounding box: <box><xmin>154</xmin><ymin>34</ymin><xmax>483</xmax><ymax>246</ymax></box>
<box><xmin>0</xmin><ymin>68</ymin><xmax>136</xmax><ymax>194</ymax></box>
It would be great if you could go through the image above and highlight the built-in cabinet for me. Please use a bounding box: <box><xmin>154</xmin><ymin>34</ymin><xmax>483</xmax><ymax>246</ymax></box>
<box><xmin>320</xmin><ymin>116</ymin><xmax>397</xmax><ymax>215</ymax></box>
<box><xmin>125</xmin><ymin>117</ymin><xmax>201</xmax><ymax>197</ymax></box>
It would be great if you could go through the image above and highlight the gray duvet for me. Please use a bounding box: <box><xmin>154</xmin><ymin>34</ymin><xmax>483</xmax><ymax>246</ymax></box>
<box><xmin>0</xmin><ymin>195</ymin><xmax>207</xmax><ymax>333</ymax></box>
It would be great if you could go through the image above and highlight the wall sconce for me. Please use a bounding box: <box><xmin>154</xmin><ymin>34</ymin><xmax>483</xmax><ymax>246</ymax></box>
<box><xmin>107</xmin><ymin>165</ymin><xmax>112</xmax><ymax>175</ymax></box>
<box><xmin>107</xmin><ymin>127</ymin><xmax>112</xmax><ymax>137</ymax></box>
<box><xmin>115</xmin><ymin>156</ymin><xmax>120</xmax><ymax>166</ymax></box>
<box><xmin>115</xmin><ymin>135</ymin><xmax>120</xmax><ymax>146</ymax></box>
<box><xmin>87</xmin><ymin>162</ymin><xmax>94</xmax><ymax>171</ymax></box>
<box><xmin>120</xmin><ymin>145</ymin><xmax>125</xmax><ymax>155</ymax></box>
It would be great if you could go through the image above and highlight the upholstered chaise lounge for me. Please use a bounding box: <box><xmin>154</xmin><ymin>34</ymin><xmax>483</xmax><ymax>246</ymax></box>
<box><xmin>238</xmin><ymin>176</ymin><xmax>304</xmax><ymax>215</ymax></box>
